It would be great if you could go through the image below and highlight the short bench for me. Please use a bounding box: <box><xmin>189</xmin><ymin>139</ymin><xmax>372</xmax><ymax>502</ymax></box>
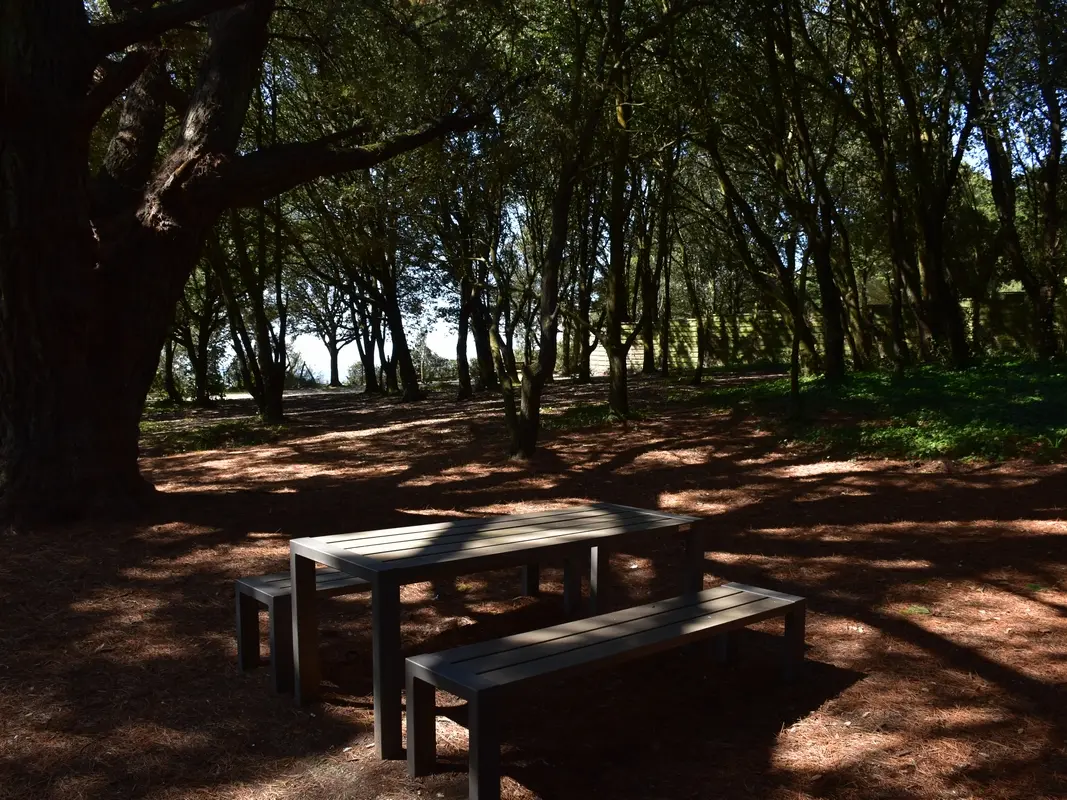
<box><xmin>406</xmin><ymin>582</ymin><xmax>806</xmax><ymax>800</ymax></box>
<box><xmin>236</xmin><ymin>568</ymin><xmax>370</xmax><ymax>692</ymax></box>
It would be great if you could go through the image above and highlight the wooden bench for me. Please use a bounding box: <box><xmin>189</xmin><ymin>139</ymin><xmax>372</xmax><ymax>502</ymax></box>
<box><xmin>236</xmin><ymin>568</ymin><xmax>370</xmax><ymax>692</ymax></box>
<box><xmin>406</xmin><ymin>582</ymin><xmax>806</xmax><ymax>800</ymax></box>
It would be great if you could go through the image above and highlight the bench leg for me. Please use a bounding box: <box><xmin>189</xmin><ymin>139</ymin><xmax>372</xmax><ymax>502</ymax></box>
<box><xmin>406</xmin><ymin>672</ymin><xmax>436</xmax><ymax>777</ymax></box>
<box><xmin>783</xmin><ymin>601</ymin><xmax>806</xmax><ymax>683</ymax></box>
<box><xmin>589</xmin><ymin>546</ymin><xmax>606</xmax><ymax>615</ymax></box>
<box><xmin>468</xmin><ymin>694</ymin><xmax>500</xmax><ymax>800</ymax></box>
<box><xmin>683</xmin><ymin>528</ymin><xmax>705</xmax><ymax>594</ymax></box>
<box><xmin>714</xmin><ymin>629</ymin><xmax>740</xmax><ymax>665</ymax></box>
<box><xmin>520</xmin><ymin>564</ymin><xmax>540</xmax><ymax>597</ymax></box>
<box><xmin>270</xmin><ymin>599</ymin><xmax>294</xmax><ymax>693</ymax></box>
<box><xmin>236</xmin><ymin>590</ymin><xmax>261</xmax><ymax>672</ymax></box>
<box><xmin>563</xmin><ymin>556</ymin><xmax>582</xmax><ymax>617</ymax></box>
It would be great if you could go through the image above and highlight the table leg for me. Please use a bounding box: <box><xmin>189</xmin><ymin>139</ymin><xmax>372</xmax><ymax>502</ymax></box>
<box><xmin>563</xmin><ymin>556</ymin><xmax>582</xmax><ymax>616</ymax></box>
<box><xmin>373</xmin><ymin>577</ymin><xmax>403</xmax><ymax>759</ymax></box>
<box><xmin>683</xmin><ymin>527</ymin><xmax>705</xmax><ymax>594</ymax></box>
<box><xmin>783</xmin><ymin>600</ymin><xmax>807</xmax><ymax>683</ymax></box>
<box><xmin>589</xmin><ymin>546</ymin><xmax>606</xmax><ymax>615</ymax></box>
<box><xmin>520</xmin><ymin>564</ymin><xmax>540</xmax><ymax>596</ymax></box>
<box><xmin>291</xmin><ymin>552</ymin><xmax>320</xmax><ymax>703</ymax></box>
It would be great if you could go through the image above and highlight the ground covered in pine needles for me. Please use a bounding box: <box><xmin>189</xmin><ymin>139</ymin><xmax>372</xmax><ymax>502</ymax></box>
<box><xmin>2</xmin><ymin>377</ymin><xmax>1066</xmax><ymax>800</ymax></box>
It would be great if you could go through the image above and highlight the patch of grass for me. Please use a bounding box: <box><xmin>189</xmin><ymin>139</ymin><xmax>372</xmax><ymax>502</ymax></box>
<box><xmin>140</xmin><ymin>418</ymin><xmax>287</xmax><ymax>455</ymax></box>
<box><xmin>1025</xmin><ymin>583</ymin><xmax>1049</xmax><ymax>592</ymax></box>
<box><xmin>144</xmin><ymin>396</ymin><xmax>186</xmax><ymax>412</ymax></box>
<box><xmin>541</xmin><ymin>402</ymin><xmax>647</xmax><ymax>431</ymax></box>
<box><xmin>903</xmin><ymin>604</ymin><xmax>933</xmax><ymax>616</ymax></box>
<box><xmin>680</xmin><ymin>361</ymin><xmax>1067</xmax><ymax>462</ymax></box>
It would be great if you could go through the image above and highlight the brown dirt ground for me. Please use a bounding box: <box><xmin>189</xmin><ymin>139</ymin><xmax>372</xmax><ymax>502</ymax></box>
<box><xmin>2</xmin><ymin>376</ymin><xmax>1066</xmax><ymax>800</ymax></box>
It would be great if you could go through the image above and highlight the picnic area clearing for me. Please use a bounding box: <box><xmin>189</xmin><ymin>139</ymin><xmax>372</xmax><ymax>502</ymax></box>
<box><xmin>2</xmin><ymin>379</ymin><xmax>1065</xmax><ymax>800</ymax></box>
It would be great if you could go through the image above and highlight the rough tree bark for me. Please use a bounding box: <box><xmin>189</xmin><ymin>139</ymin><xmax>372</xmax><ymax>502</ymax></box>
<box><xmin>0</xmin><ymin>0</ymin><xmax>479</xmax><ymax>524</ymax></box>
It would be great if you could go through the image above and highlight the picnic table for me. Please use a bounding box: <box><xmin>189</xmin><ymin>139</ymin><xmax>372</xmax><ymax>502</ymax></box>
<box><xmin>289</xmin><ymin>503</ymin><xmax>703</xmax><ymax>759</ymax></box>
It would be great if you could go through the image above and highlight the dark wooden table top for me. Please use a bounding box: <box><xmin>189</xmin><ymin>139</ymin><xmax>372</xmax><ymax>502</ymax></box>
<box><xmin>290</xmin><ymin>503</ymin><xmax>699</xmax><ymax>582</ymax></box>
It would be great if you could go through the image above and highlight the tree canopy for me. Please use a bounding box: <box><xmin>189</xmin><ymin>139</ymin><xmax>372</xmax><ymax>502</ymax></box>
<box><xmin>0</xmin><ymin>0</ymin><xmax>1064</xmax><ymax>524</ymax></box>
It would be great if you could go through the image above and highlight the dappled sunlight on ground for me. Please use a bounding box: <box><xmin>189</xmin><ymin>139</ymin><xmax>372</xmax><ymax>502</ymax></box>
<box><xmin>2</xmin><ymin>379</ymin><xmax>1066</xmax><ymax>800</ymax></box>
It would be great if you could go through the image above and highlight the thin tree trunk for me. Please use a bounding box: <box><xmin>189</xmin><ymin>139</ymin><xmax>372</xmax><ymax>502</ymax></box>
<box><xmin>888</xmin><ymin>266</ymin><xmax>911</xmax><ymax>373</ymax></box>
<box><xmin>456</xmin><ymin>274</ymin><xmax>473</xmax><ymax>400</ymax></box>
<box><xmin>811</xmin><ymin>227</ymin><xmax>846</xmax><ymax>382</ymax></box>
<box><xmin>640</xmin><ymin>217</ymin><xmax>658</xmax><ymax>374</ymax></box>
<box><xmin>163</xmin><ymin>338</ymin><xmax>183</xmax><ymax>403</ymax></box>
<box><xmin>384</xmin><ymin>302</ymin><xmax>419</xmax><ymax>400</ymax></box>
<box><xmin>327</xmin><ymin>339</ymin><xmax>341</xmax><ymax>387</ymax></box>
<box><xmin>191</xmin><ymin>336</ymin><xmax>213</xmax><ymax>406</ymax></box>
<box><xmin>659</xmin><ymin>234</ymin><xmax>672</xmax><ymax>377</ymax></box>
<box><xmin>469</xmin><ymin>288</ymin><xmax>498</xmax><ymax>391</ymax></box>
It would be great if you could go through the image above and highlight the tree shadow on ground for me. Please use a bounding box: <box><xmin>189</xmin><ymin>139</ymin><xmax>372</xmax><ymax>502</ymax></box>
<box><xmin>2</xmin><ymin>377</ymin><xmax>1065</xmax><ymax>799</ymax></box>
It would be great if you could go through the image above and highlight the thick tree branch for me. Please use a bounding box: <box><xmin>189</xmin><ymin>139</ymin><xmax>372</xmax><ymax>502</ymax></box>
<box><xmin>93</xmin><ymin>0</ymin><xmax>249</xmax><ymax>54</ymax></box>
<box><xmin>215</xmin><ymin>111</ymin><xmax>486</xmax><ymax>208</ymax></box>
<box><xmin>85</xmin><ymin>49</ymin><xmax>153</xmax><ymax>125</ymax></box>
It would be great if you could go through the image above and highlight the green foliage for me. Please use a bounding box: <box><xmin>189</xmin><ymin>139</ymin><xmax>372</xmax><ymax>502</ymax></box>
<box><xmin>676</xmin><ymin>362</ymin><xmax>1067</xmax><ymax>462</ymax></box>
<box><xmin>541</xmin><ymin>402</ymin><xmax>647</xmax><ymax>431</ymax></box>
<box><xmin>902</xmin><ymin>605</ymin><xmax>933</xmax><ymax>616</ymax></box>
<box><xmin>139</xmin><ymin>418</ymin><xmax>287</xmax><ymax>456</ymax></box>
<box><xmin>346</xmin><ymin>361</ymin><xmax>366</xmax><ymax>389</ymax></box>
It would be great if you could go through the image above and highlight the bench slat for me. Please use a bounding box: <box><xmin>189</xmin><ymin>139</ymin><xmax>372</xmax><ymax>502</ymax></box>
<box><xmin>479</xmin><ymin>596</ymin><xmax>788</xmax><ymax>688</ymax></box>
<box><xmin>455</xmin><ymin>592</ymin><xmax>768</xmax><ymax>676</ymax></box>
<box><xmin>416</xmin><ymin>585</ymin><xmax>745</xmax><ymax>668</ymax></box>
<box><xmin>410</xmin><ymin>587</ymin><xmax>800</xmax><ymax>694</ymax></box>
<box><xmin>237</xmin><ymin>568</ymin><xmax>369</xmax><ymax>601</ymax></box>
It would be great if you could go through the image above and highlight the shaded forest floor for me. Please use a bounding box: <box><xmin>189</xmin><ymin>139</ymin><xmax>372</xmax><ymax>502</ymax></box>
<box><xmin>3</xmin><ymin>375</ymin><xmax>1066</xmax><ymax>800</ymax></box>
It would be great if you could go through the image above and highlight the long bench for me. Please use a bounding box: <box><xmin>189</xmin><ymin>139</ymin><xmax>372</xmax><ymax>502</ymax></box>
<box><xmin>236</xmin><ymin>568</ymin><xmax>370</xmax><ymax>692</ymax></box>
<box><xmin>406</xmin><ymin>582</ymin><xmax>806</xmax><ymax>800</ymax></box>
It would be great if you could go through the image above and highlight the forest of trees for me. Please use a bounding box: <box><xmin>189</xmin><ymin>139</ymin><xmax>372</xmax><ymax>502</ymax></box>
<box><xmin>1</xmin><ymin>0</ymin><xmax>1063</xmax><ymax>523</ymax></box>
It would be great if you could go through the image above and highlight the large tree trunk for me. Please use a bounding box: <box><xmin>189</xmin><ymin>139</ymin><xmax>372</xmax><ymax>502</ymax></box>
<box><xmin>0</xmin><ymin>0</ymin><xmax>478</xmax><ymax>524</ymax></box>
<box><xmin>0</xmin><ymin>11</ymin><xmax>220</xmax><ymax>522</ymax></box>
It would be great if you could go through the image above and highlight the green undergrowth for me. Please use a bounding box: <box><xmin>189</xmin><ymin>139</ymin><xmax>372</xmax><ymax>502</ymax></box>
<box><xmin>140</xmin><ymin>418</ymin><xmax>287</xmax><ymax>455</ymax></box>
<box><xmin>678</xmin><ymin>361</ymin><xmax>1067</xmax><ymax>462</ymax></box>
<box><xmin>542</xmin><ymin>402</ymin><xmax>646</xmax><ymax>431</ymax></box>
